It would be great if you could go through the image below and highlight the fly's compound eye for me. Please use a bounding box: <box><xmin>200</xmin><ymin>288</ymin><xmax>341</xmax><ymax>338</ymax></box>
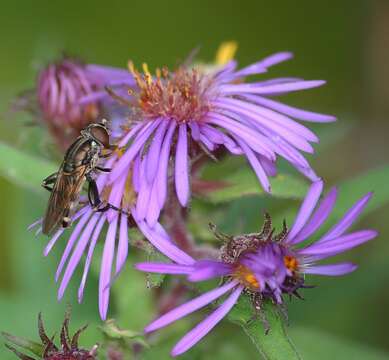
<box><xmin>89</xmin><ymin>124</ymin><xmax>110</xmax><ymax>148</ymax></box>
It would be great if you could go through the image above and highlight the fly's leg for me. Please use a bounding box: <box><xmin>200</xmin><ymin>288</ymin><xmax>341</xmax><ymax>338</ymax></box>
<box><xmin>87</xmin><ymin>176</ymin><xmax>106</xmax><ymax>211</ymax></box>
<box><xmin>100</xmin><ymin>145</ymin><xmax>126</xmax><ymax>158</ymax></box>
<box><xmin>86</xmin><ymin>175</ymin><xmax>130</xmax><ymax>216</ymax></box>
<box><xmin>62</xmin><ymin>208</ymin><xmax>72</xmax><ymax>228</ymax></box>
<box><xmin>248</xmin><ymin>293</ymin><xmax>271</xmax><ymax>334</ymax></box>
<box><xmin>95</xmin><ymin>166</ymin><xmax>111</xmax><ymax>173</ymax></box>
<box><xmin>42</xmin><ymin>173</ymin><xmax>58</xmax><ymax>192</ymax></box>
<box><xmin>100</xmin><ymin>151</ymin><xmax>114</xmax><ymax>159</ymax></box>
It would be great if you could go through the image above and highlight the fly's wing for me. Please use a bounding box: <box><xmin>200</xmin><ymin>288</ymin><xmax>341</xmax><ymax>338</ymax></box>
<box><xmin>42</xmin><ymin>166</ymin><xmax>87</xmax><ymax>235</ymax></box>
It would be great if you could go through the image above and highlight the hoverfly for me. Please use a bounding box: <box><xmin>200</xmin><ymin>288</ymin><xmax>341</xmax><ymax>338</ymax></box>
<box><xmin>41</xmin><ymin>119</ymin><xmax>121</xmax><ymax>235</ymax></box>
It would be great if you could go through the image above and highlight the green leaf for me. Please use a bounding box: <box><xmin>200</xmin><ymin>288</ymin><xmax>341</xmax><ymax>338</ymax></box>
<box><xmin>134</xmin><ymin>238</ymin><xmax>168</xmax><ymax>287</ymax></box>
<box><xmin>336</xmin><ymin>164</ymin><xmax>389</xmax><ymax>216</ymax></box>
<box><xmin>291</xmin><ymin>326</ymin><xmax>389</xmax><ymax>360</ymax></box>
<box><xmin>0</xmin><ymin>141</ymin><xmax>57</xmax><ymax>193</ymax></box>
<box><xmin>200</xmin><ymin>158</ymin><xmax>308</xmax><ymax>204</ymax></box>
<box><xmin>111</xmin><ymin>257</ymin><xmax>155</xmax><ymax>330</ymax></box>
<box><xmin>228</xmin><ymin>296</ymin><xmax>302</xmax><ymax>360</ymax></box>
<box><xmin>2</xmin><ymin>332</ymin><xmax>43</xmax><ymax>357</ymax></box>
<box><xmin>100</xmin><ymin>319</ymin><xmax>149</xmax><ymax>348</ymax></box>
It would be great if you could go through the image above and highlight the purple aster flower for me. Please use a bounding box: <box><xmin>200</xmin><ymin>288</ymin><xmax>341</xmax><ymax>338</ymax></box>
<box><xmin>16</xmin><ymin>56</ymin><xmax>134</xmax><ymax>150</ymax></box>
<box><xmin>135</xmin><ymin>180</ymin><xmax>377</xmax><ymax>356</ymax></box>
<box><xmin>30</xmin><ymin>152</ymin><xmax>193</xmax><ymax>320</ymax></box>
<box><xmin>100</xmin><ymin>53</ymin><xmax>335</xmax><ymax>227</ymax></box>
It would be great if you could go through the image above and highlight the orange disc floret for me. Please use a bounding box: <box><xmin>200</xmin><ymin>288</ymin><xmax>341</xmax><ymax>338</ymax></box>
<box><xmin>284</xmin><ymin>255</ymin><xmax>299</xmax><ymax>272</ymax></box>
<box><xmin>233</xmin><ymin>264</ymin><xmax>260</xmax><ymax>291</ymax></box>
<box><xmin>128</xmin><ymin>61</ymin><xmax>212</xmax><ymax>123</ymax></box>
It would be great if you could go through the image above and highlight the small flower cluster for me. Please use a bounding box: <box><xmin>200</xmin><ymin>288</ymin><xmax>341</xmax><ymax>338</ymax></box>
<box><xmin>18</xmin><ymin>57</ymin><xmax>134</xmax><ymax>149</ymax></box>
<box><xmin>3</xmin><ymin>309</ymin><xmax>97</xmax><ymax>360</ymax></box>
<box><xmin>21</xmin><ymin>44</ymin><xmax>377</xmax><ymax>357</ymax></box>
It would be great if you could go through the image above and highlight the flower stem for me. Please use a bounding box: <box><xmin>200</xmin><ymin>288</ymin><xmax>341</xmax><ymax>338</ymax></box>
<box><xmin>241</xmin><ymin>303</ymin><xmax>302</xmax><ymax>360</ymax></box>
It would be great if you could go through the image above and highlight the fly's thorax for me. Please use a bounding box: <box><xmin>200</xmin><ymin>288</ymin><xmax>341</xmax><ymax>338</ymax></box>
<box><xmin>87</xmin><ymin>140</ymin><xmax>102</xmax><ymax>171</ymax></box>
<box><xmin>63</xmin><ymin>137</ymin><xmax>102</xmax><ymax>173</ymax></box>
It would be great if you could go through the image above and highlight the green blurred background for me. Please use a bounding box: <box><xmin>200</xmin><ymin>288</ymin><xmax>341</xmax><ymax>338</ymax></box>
<box><xmin>0</xmin><ymin>0</ymin><xmax>389</xmax><ymax>358</ymax></box>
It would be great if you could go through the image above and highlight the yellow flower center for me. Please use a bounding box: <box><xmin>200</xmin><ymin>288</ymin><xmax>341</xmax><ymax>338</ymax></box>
<box><xmin>284</xmin><ymin>255</ymin><xmax>299</xmax><ymax>272</ymax></box>
<box><xmin>128</xmin><ymin>61</ymin><xmax>212</xmax><ymax>123</ymax></box>
<box><xmin>233</xmin><ymin>264</ymin><xmax>260</xmax><ymax>290</ymax></box>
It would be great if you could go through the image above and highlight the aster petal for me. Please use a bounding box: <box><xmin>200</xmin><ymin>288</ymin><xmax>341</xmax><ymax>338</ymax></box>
<box><xmin>171</xmin><ymin>285</ymin><xmax>244</xmax><ymax>357</ymax></box>
<box><xmin>78</xmin><ymin>214</ymin><xmax>106</xmax><ymax>303</ymax></box>
<box><xmin>255</xmin><ymin>52</ymin><xmax>294</xmax><ymax>68</ymax></box>
<box><xmin>188</xmin><ymin>260</ymin><xmax>233</xmax><ymax>282</ymax></box>
<box><xmin>245</xmin><ymin>77</ymin><xmax>303</xmax><ymax>88</ymax></box>
<box><xmin>78</xmin><ymin>90</ymin><xmax>107</xmax><ymax>104</ymax></box>
<box><xmin>145</xmin><ymin>280</ymin><xmax>239</xmax><ymax>333</ymax></box>
<box><xmin>227</xmin><ymin>52</ymin><xmax>293</xmax><ymax>80</ymax></box>
<box><xmin>133</xmin><ymin>215</ymin><xmax>195</xmax><ymax>265</ymax></box>
<box><xmin>28</xmin><ymin>218</ymin><xmax>43</xmax><ymax>231</ymax></box>
<box><xmin>219</xmin><ymin>80</ymin><xmax>327</xmax><ymax>95</ymax></box>
<box><xmin>135</xmin><ymin>262</ymin><xmax>193</xmax><ymax>275</ymax></box>
<box><xmin>299</xmin><ymin>230</ymin><xmax>377</xmax><ymax>257</ymax></box>
<box><xmin>208</xmin><ymin>112</ymin><xmax>275</xmax><ymax>160</ymax></box>
<box><xmin>72</xmin><ymin>64</ymin><xmax>93</xmax><ymax>92</ymax></box>
<box><xmin>235</xmin><ymin>137</ymin><xmax>271</xmax><ymax>193</ymax></box>
<box><xmin>118</xmin><ymin>122</ymin><xmax>144</xmax><ymax>147</ymax></box>
<box><xmin>304</xmin><ymin>262</ymin><xmax>357</xmax><ymax>276</ymax></box>
<box><xmin>136</xmin><ymin>158</ymin><xmax>152</xmax><ymax>220</ymax></box>
<box><xmin>245</xmin><ymin>95</ymin><xmax>336</xmax><ymax>123</ymax></box>
<box><xmin>132</xmin><ymin>154</ymin><xmax>141</xmax><ymax>192</ymax></box>
<box><xmin>110</xmin><ymin>119</ymin><xmax>161</xmax><ymax>183</ymax></box>
<box><xmin>55</xmin><ymin>209</ymin><xmax>93</xmax><ymax>281</ymax></box>
<box><xmin>317</xmin><ymin>192</ymin><xmax>373</xmax><ymax>243</ymax></box>
<box><xmin>217</xmin><ymin>97</ymin><xmax>318</xmax><ymax>148</ymax></box>
<box><xmin>146</xmin><ymin>120</ymin><xmax>169</xmax><ymax>183</ymax></box>
<box><xmin>99</xmin><ymin>215</ymin><xmax>118</xmax><ymax>320</ymax></box>
<box><xmin>175</xmin><ymin>123</ymin><xmax>190</xmax><ymax>206</ymax></box>
<box><xmin>286</xmin><ymin>180</ymin><xmax>324</xmax><ymax>242</ymax></box>
<box><xmin>190</xmin><ymin>122</ymin><xmax>201</xmax><ymax>141</ymax></box>
<box><xmin>292</xmin><ymin>187</ymin><xmax>338</xmax><ymax>244</ymax></box>
<box><xmin>223</xmin><ymin>52</ymin><xmax>293</xmax><ymax>81</ymax></box>
<box><xmin>211</xmin><ymin>111</ymin><xmax>278</xmax><ymax>158</ymax></box>
<box><xmin>199</xmin><ymin>124</ymin><xmax>242</xmax><ymax>154</ymax></box>
<box><xmin>199</xmin><ymin>124</ymin><xmax>224</xmax><ymax>144</ymax></box>
<box><xmin>214</xmin><ymin>60</ymin><xmax>238</xmax><ymax>80</ymax></box>
<box><xmin>115</xmin><ymin>213</ymin><xmax>129</xmax><ymax>275</ymax></box>
<box><xmin>43</xmin><ymin>207</ymin><xmax>89</xmax><ymax>256</ymax></box>
<box><xmin>48</xmin><ymin>66</ymin><xmax>59</xmax><ymax>113</ymax></box>
<box><xmin>107</xmin><ymin>168</ymin><xmax>128</xmax><ymax>222</ymax></box>
<box><xmin>58</xmin><ymin>73</ymin><xmax>71</xmax><ymax>113</ymax></box>
<box><xmin>258</xmin><ymin>155</ymin><xmax>277</xmax><ymax>177</ymax></box>
<box><xmin>293</xmin><ymin>163</ymin><xmax>320</xmax><ymax>182</ymax></box>
<box><xmin>96</xmin><ymin>157</ymin><xmax>118</xmax><ymax>190</ymax></box>
<box><xmin>85</xmin><ymin>64</ymin><xmax>134</xmax><ymax>84</ymax></box>
<box><xmin>43</xmin><ymin>228</ymin><xmax>65</xmax><ymax>256</ymax></box>
<box><xmin>157</xmin><ymin>122</ymin><xmax>176</xmax><ymax>207</ymax></box>
<box><xmin>199</xmin><ymin>134</ymin><xmax>216</xmax><ymax>151</ymax></box>
<box><xmin>58</xmin><ymin>212</ymin><xmax>101</xmax><ymax>299</ymax></box>
<box><xmin>228</xmin><ymin>63</ymin><xmax>267</xmax><ymax>78</ymax></box>
<box><xmin>245</xmin><ymin>119</ymin><xmax>311</xmax><ymax>169</ymax></box>
<box><xmin>145</xmin><ymin>179</ymin><xmax>162</xmax><ymax>227</ymax></box>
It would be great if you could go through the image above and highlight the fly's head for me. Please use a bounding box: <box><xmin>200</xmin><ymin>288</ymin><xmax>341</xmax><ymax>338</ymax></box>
<box><xmin>83</xmin><ymin>119</ymin><xmax>111</xmax><ymax>149</ymax></box>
